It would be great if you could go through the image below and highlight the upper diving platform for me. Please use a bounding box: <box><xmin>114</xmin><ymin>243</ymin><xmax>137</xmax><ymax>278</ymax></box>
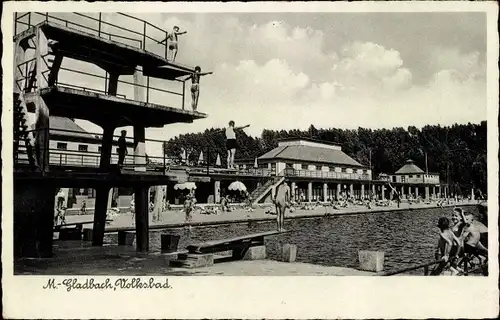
<box><xmin>14</xmin><ymin>13</ymin><xmax>196</xmax><ymax>78</ymax></box>
<box><xmin>15</xmin><ymin>20</ymin><xmax>195</xmax><ymax>79</ymax></box>
<box><xmin>14</xmin><ymin>12</ymin><xmax>209</xmax><ymax>128</ymax></box>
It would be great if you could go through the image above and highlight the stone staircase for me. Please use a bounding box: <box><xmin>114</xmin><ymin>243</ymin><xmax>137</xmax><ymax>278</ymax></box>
<box><xmin>13</xmin><ymin>93</ymin><xmax>36</xmax><ymax>168</ymax></box>
<box><xmin>248</xmin><ymin>175</ymin><xmax>285</xmax><ymax>205</ymax></box>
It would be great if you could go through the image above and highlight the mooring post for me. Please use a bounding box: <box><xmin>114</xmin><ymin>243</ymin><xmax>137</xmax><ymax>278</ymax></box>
<box><xmin>358</xmin><ymin>250</ymin><xmax>385</xmax><ymax>272</ymax></box>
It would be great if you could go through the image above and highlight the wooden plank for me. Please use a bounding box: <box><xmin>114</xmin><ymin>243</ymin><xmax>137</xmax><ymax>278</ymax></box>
<box><xmin>53</xmin><ymin>219</ymin><xmax>113</xmax><ymax>230</ymax></box>
<box><xmin>188</xmin><ymin>238</ymin><xmax>265</xmax><ymax>254</ymax></box>
<box><xmin>186</xmin><ymin>230</ymin><xmax>288</xmax><ymax>252</ymax></box>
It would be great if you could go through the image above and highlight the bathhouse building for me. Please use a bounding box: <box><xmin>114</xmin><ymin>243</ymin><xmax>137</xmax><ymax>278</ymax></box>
<box><xmin>232</xmin><ymin>138</ymin><xmax>377</xmax><ymax>204</ymax></box>
<box><xmin>383</xmin><ymin>159</ymin><xmax>444</xmax><ymax>200</ymax></box>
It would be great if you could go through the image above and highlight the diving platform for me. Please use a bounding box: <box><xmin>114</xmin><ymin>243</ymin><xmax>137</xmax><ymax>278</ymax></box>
<box><xmin>35</xmin><ymin>86</ymin><xmax>207</xmax><ymax>128</ymax></box>
<box><xmin>170</xmin><ymin>230</ymin><xmax>290</xmax><ymax>267</ymax></box>
<box><xmin>14</xmin><ymin>167</ymin><xmax>189</xmax><ymax>187</ymax></box>
<box><xmin>13</xmin><ymin>12</ymin><xmax>212</xmax><ymax>259</ymax></box>
<box><xmin>15</xmin><ymin>20</ymin><xmax>195</xmax><ymax>78</ymax></box>
<box><xmin>187</xmin><ymin>230</ymin><xmax>289</xmax><ymax>254</ymax></box>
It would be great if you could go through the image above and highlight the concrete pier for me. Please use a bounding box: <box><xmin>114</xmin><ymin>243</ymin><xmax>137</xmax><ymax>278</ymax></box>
<box><xmin>14</xmin><ymin>181</ymin><xmax>56</xmax><ymax>257</ymax></box>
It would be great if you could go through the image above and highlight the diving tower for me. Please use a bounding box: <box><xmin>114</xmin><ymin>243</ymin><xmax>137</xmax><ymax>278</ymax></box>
<box><xmin>13</xmin><ymin>13</ymin><xmax>209</xmax><ymax>258</ymax></box>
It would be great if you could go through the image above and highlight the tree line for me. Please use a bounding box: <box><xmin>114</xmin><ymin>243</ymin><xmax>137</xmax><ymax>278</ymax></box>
<box><xmin>163</xmin><ymin>121</ymin><xmax>487</xmax><ymax>193</ymax></box>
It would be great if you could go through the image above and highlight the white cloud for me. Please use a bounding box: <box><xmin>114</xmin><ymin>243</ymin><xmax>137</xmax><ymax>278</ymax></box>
<box><xmin>57</xmin><ymin>13</ymin><xmax>485</xmax><ymax>150</ymax></box>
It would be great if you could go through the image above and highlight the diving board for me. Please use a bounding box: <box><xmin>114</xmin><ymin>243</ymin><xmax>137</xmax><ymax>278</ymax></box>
<box><xmin>186</xmin><ymin>230</ymin><xmax>290</xmax><ymax>255</ymax></box>
<box><xmin>170</xmin><ymin>230</ymin><xmax>290</xmax><ymax>268</ymax></box>
<box><xmin>53</xmin><ymin>219</ymin><xmax>113</xmax><ymax>231</ymax></box>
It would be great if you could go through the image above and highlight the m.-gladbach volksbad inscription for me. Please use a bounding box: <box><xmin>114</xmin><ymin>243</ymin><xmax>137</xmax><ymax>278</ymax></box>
<box><xmin>43</xmin><ymin>278</ymin><xmax>172</xmax><ymax>292</ymax></box>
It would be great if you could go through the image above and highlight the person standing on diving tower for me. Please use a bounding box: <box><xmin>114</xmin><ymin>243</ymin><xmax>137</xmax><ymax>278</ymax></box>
<box><xmin>159</xmin><ymin>26</ymin><xmax>187</xmax><ymax>62</ymax></box>
<box><xmin>225</xmin><ymin>121</ymin><xmax>250</xmax><ymax>169</ymax></box>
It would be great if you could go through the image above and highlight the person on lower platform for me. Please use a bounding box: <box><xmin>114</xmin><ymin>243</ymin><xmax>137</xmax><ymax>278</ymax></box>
<box><xmin>225</xmin><ymin>121</ymin><xmax>250</xmax><ymax>169</ymax></box>
<box><xmin>56</xmin><ymin>189</ymin><xmax>66</xmax><ymax>209</ymax></box>
<box><xmin>117</xmin><ymin>130</ymin><xmax>128</xmax><ymax>169</ymax></box>
<box><xmin>273</xmin><ymin>179</ymin><xmax>290</xmax><ymax>232</ymax></box>
<box><xmin>185</xmin><ymin>66</ymin><xmax>213</xmax><ymax>111</ymax></box>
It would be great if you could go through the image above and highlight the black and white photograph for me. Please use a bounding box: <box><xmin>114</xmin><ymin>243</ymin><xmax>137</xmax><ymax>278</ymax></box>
<box><xmin>2</xmin><ymin>1</ymin><xmax>499</xmax><ymax>319</ymax></box>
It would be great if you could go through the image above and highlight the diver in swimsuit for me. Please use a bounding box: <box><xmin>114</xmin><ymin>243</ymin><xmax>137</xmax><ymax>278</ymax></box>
<box><xmin>274</xmin><ymin>180</ymin><xmax>290</xmax><ymax>232</ymax></box>
<box><xmin>159</xmin><ymin>26</ymin><xmax>187</xmax><ymax>62</ymax></box>
<box><xmin>186</xmin><ymin>66</ymin><xmax>213</xmax><ymax>111</ymax></box>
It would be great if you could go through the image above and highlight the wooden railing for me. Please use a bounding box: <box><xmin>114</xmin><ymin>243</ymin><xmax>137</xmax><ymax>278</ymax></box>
<box><xmin>284</xmin><ymin>168</ymin><xmax>371</xmax><ymax>181</ymax></box>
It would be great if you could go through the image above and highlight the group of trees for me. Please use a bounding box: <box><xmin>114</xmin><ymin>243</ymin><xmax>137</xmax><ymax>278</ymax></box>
<box><xmin>162</xmin><ymin>121</ymin><xmax>487</xmax><ymax>193</ymax></box>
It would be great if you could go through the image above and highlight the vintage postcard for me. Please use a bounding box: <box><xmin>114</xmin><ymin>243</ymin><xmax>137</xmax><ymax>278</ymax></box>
<box><xmin>2</xmin><ymin>1</ymin><xmax>499</xmax><ymax>319</ymax></box>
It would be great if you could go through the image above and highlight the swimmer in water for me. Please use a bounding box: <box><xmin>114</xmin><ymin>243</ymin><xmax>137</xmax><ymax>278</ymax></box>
<box><xmin>159</xmin><ymin>26</ymin><xmax>187</xmax><ymax>62</ymax></box>
<box><xmin>185</xmin><ymin>66</ymin><xmax>213</xmax><ymax>111</ymax></box>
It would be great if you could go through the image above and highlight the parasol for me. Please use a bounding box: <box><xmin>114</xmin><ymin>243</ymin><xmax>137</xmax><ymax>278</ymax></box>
<box><xmin>216</xmin><ymin>153</ymin><xmax>221</xmax><ymax>166</ymax></box>
<box><xmin>174</xmin><ymin>182</ymin><xmax>197</xmax><ymax>190</ymax></box>
<box><xmin>228</xmin><ymin>181</ymin><xmax>247</xmax><ymax>192</ymax></box>
<box><xmin>254</xmin><ymin>157</ymin><xmax>258</xmax><ymax>168</ymax></box>
<box><xmin>198</xmin><ymin>151</ymin><xmax>204</xmax><ymax>165</ymax></box>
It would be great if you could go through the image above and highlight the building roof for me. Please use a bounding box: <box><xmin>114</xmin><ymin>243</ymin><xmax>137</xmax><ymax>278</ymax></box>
<box><xmin>49</xmin><ymin>116</ymin><xmax>97</xmax><ymax>140</ymax></box>
<box><xmin>394</xmin><ymin>159</ymin><xmax>425</xmax><ymax>174</ymax></box>
<box><xmin>258</xmin><ymin>143</ymin><xmax>365</xmax><ymax>167</ymax></box>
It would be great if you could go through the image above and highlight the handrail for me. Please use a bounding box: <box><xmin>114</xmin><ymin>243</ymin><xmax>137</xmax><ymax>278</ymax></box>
<box><xmin>50</xmin><ymin>66</ymin><xmax>184</xmax><ymax>100</ymax></box>
<box><xmin>378</xmin><ymin>259</ymin><xmax>444</xmax><ymax>276</ymax></box>
<box><xmin>284</xmin><ymin>168</ymin><xmax>371</xmax><ymax>181</ymax></box>
<box><xmin>14</xmin><ymin>12</ymin><xmax>171</xmax><ymax>58</ymax></box>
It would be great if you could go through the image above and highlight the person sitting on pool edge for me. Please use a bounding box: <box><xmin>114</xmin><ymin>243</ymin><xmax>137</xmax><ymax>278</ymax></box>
<box><xmin>456</xmin><ymin>210</ymin><xmax>488</xmax><ymax>259</ymax></box>
<box><xmin>431</xmin><ymin>217</ymin><xmax>463</xmax><ymax>275</ymax></box>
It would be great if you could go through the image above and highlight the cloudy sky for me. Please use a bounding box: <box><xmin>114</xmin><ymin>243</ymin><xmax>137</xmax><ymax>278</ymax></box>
<box><xmin>35</xmin><ymin>11</ymin><xmax>487</xmax><ymax>153</ymax></box>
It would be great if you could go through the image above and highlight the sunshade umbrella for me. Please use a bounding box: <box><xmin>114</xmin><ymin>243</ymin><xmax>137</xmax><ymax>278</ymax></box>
<box><xmin>181</xmin><ymin>148</ymin><xmax>187</xmax><ymax>162</ymax></box>
<box><xmin>228</xmin><ymin>181</ymin><xmax>247</xmax><ymax>192</ymax></box>
<box><xmin>174</xmin><ymin>182</ymin><xmax>197</xmax><ymax>190</ymax></box>
<box><xmin>216</xmin><ymin>153</ymin><xmax>221</xmax><ymax>166</ymax></box>
<box><xmin>198</xmin><ymin>151</ymin><xmax>204</xmax><ymax>165</ymax></box>
<box><xmin>254</xmin><ymin>157</ymin><xmax>258</xmax><ymax>168</ymax></box>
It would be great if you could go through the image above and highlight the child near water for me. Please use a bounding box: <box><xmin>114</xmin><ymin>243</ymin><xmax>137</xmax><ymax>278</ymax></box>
<box><xmin>80</xmin><ymin>199</ymin><xmax>87</xmax><ymax>214</ymax></box>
